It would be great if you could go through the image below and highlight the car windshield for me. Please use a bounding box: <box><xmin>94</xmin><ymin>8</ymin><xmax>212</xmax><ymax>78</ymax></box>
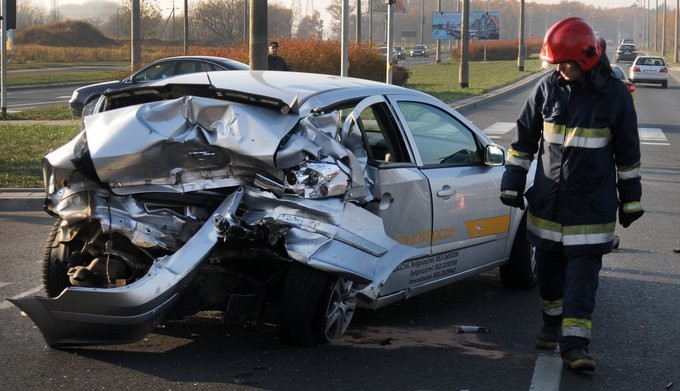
<box><xmin>611</xmin><ymin>67</ymin><xmax>625</xmax><ymax>80</ymax></box>
<box><xmin>637</xmin><ymin>57</ymin><xmax>665</xmax><ymax>66</ymax></box>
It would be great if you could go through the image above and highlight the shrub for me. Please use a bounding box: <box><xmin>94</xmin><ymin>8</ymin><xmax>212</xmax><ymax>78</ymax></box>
<box><xmin>453</xmin><ymin>38</ymin><xmax>543</xmax><ymax>61</ymax></box>
<box><xmin>191</xmin><ymin>39</ymin><xmax>410</xmax><ymax>86</ymax></box>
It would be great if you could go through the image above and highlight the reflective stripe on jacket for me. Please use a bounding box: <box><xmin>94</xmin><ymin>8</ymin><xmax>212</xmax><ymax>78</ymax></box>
<box><xmin>501</xmin><ymin>55</ymin><xmax>641</xmax><ymax>255</ymax></box>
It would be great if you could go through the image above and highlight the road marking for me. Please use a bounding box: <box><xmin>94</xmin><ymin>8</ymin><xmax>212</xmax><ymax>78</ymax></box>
<box><xmin>483</xmin><ymin>122</ymin><xmax>515</xmax><ymax>139</ymax></box>
<box><xmin>0</xmin><ymin>285</ymin><xmax>43</xmax><ymax>310</ymax></box>
<box><xmin>529</xmin><ymin>352</ymin><xmax>562</xmax><ymax>391</ymax></box>
<box><xmin>639</xmin><ymin>127</ymin><xmax>670</xmax><ymax>145</ymax></box>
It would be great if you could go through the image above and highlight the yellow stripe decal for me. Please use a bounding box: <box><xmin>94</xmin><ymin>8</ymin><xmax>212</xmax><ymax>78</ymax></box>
<box><xmin>465</xmin><ymin>215</ymin><xmax>511</xmax><ymax>238</ymax></box>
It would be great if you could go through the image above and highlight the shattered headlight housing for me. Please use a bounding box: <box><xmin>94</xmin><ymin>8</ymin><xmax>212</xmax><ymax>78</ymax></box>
<box><xmin>284</xmin><ymin>161</ymin><xmax>349</xmax><ymax>199</ymax></box>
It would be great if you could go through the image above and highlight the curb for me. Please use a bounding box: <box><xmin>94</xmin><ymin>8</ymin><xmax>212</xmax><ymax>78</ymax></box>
<box><xmin>451</xmin><ymin>69</ymin><xmax>549</xmax><ymax>112</ymax></box>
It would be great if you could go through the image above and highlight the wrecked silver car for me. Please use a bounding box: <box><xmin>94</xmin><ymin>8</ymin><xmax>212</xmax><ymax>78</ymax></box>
<box><xmin>11</xmin><ymin>71</ymin><xmax>535</xmax><ymax>347</ymax></box>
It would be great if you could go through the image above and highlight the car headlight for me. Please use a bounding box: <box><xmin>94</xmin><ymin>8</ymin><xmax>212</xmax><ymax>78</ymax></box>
<box><xmin>284</xmin><ymin>161</ymin><xmax>349</xmax><ymax>199</ymax></box>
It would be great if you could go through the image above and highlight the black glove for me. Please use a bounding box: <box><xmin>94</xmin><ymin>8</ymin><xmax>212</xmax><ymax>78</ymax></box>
<box><xmin>500</xmin><ymin>189</ymin><xmax>525</xmax><ymax>210</ymax></box>
<box><xmin>618</xmin><ymin>201</ymin><xmax>644</xmax><ymax>228</ymax></box>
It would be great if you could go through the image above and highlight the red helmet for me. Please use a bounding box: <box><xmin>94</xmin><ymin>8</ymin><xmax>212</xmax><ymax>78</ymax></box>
<box><xmin>540</xmin><ymin>17</ymin><xmax>600</xmax><ymax>71</ymax></box>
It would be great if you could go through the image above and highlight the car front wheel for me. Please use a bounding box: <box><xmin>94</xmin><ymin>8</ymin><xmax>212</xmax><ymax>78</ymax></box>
<box><xmin>278</xmin><ymin>263</ymin><xmax>357</xmax><ymax>346</ymax></box>
<box><xmin>42</xmin><ymin>219</ymin><xmax>73</xmax><ymax>297</ymax></box>
<box><xmin>499</xmin><ymin>213</ymin><xmax>537</xmax><ymax>289</ymax></box>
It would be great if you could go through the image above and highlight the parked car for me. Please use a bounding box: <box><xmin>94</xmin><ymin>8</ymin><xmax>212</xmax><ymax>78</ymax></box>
<box><xmin>69</xmin><ymin>56</ymin><xmax>249</xmax><ymax>117</ymax></box>
<box><xmin>611</xmin><ymin>64</ymin><xmax>636</xmax><ymax>101</ymax></box>
<box><xmin>629</xmin><ymin>55</ymin><xmax>669</xmax><ymax>88</ymax></box>
<box><xmin>410</xmin><ymin>45</ymin><xmax>430</xmax><ymax>57</ymax></box>
<box><xmin>377</xmin><ymin>46</ymin><xmax>400</xmax><ymax>63</ymax></box>
<box><xmin>394</xmin><ymin>45</ymin><xmax>406</xmax><ymax>60</ymax></box>
<box><xmin>13</xmin><ymin>70</ymin><xmax>536</xmax><ymax>347</ymax></box>
<box><xmin>615</xmin><ymin>43</ymin><xmax>638</xmax><ymax>62</ymax></box>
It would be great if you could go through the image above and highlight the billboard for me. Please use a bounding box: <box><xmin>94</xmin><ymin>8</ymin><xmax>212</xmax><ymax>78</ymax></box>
<box><xmin>432</xmin><ymin>12</ymin><xmax>500</xmax><ymax>40</ymax></box>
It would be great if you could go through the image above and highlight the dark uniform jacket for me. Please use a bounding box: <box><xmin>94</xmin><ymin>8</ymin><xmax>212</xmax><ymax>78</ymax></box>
<box><xmin>501</xmin><ymin>55</ymin><xmax>642</xmax><ymax>256</ymax></box>
<box><xmin>268</xmin><ymin>55</ymin><xmax>292</xmax><ymax>71</ymax></box>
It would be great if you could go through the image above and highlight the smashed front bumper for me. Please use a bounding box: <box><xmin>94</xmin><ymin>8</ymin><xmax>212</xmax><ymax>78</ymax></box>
<box><xmin>10</xmin><ymin>189</ymin><xmax>244</xmax><ymax>347</ymax></box>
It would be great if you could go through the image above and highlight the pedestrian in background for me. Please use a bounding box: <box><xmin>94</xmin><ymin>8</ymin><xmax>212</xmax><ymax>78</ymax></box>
<box><xmin>267</xmin><ymin>41</ymin><xmax>291</xmax><ymax>71</ymax></box>
<box><xmin>499</xmin><ymin>17</ymin><xmax>643</xmax><ymax>372</ymax></box>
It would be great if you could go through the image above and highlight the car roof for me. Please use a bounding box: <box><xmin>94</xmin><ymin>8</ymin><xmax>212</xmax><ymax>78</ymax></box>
<box><xmin>137</xmin><ymin>70</ymin><xmax>419</xmax><ymax>114</ymax></box>
<box><xmin>147</xmin><ymin>55</ymin><xmax>249</xmax><ymax>69</ymax></box>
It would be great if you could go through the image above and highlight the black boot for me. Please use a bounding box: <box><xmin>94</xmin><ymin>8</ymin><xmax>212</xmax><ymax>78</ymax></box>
<box><xmin>561</xmin><ymin>347</ymin><xmax>596</xmax><ymax>372</ymax></box>
<box><xmin>535</xmin><ymin>324</ymin><xmax>561</xmax><ymax>350</ymax></box>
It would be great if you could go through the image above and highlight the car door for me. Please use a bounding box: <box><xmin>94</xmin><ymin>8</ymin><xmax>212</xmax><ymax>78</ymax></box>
<box><xmin>389</xmin><ymin>98</ymin><xmax>510</xmax><ymax>274</ymax></box>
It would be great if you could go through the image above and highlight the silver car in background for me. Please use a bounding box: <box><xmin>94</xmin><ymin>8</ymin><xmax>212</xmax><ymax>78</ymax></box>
<box><xmin>12</xmin><ymin>71</ymin><xmax>535</xmax><ymax>348</ymax></box>
<box><xmin>629</xmin><ymin>56</ymin><xmax>670</xmax><ymax>88</ymax></box>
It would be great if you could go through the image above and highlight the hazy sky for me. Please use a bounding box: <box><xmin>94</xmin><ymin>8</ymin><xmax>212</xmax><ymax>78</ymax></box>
<box><xmin>48</xmin><ymin>0</ymin><xmax>647</xmax><ymax>17</ymax></box>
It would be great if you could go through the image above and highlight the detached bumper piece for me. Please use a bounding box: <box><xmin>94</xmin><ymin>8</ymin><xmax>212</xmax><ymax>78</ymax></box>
<box><xmin>10</xmin><ymin>189</ymin><xmax>244</xmax><ymax>347</ymax></box>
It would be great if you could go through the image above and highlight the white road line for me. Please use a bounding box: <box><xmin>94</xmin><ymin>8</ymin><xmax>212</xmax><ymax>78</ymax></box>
<box><xmin>484</xmin><ymin>122</ymin><xmax>516</xmax><ymax>135</ymax></box>
<box><xmin>529</xmin><ymin>352</ymin><xmax>563</xmax><ymax>391</ymax></box>
<box><xmin>639</xmin><ymin>127</ymin><xmax>670</xmax><ymax>146</ymax></box>
<box><xmin>0</xmin><ymin>285</ymin><xmax>43</xmax><ymax>310</ymax></box>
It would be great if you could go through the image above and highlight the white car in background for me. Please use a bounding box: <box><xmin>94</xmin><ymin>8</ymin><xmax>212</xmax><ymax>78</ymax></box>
<box><xmin>629</xmin><ymin>56</ymin><xmax>670</xmax><ymax>88</ymax></box>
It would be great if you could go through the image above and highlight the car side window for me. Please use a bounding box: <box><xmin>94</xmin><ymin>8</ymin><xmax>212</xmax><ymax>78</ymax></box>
<box><xmin>334</xmin><ymin>100</ymin><xmax>411</xmax><ymax>165</ymax></box>
<box><xmin>397</xmin><ymin>101</ymin><xmax>480</xmax><ymax>166</ymax></box>
<box><xmin>175</xmin><ymin>60</ymin><xmax>201</xmax><ymax>75</ymax></box>
<box><xmin>133</xmin><ymin>61</ymin><xmax>176</xmax><ymax>82</ymax></box>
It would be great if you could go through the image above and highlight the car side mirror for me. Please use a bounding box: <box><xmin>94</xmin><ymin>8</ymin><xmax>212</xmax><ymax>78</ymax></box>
<box><xmin>484</xmin><ymin>144</ymin><xmax>506</xmax><ymax>166</ymax></box>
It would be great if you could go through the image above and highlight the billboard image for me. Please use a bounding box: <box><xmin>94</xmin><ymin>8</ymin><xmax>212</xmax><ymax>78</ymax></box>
<box><xmin>432</xmin><ymin>12</ymin><xmax>500</xmax><ymax>40</ymax></box>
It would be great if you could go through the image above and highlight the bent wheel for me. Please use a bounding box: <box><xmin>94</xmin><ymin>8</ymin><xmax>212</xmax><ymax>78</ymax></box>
<box><xmin>279</xmin><ymin>263</ymin><xmax>357</xmax><ymax>346</ymax></box>
<box><xmin>42</xmin><ymin>219</ymin><xmax>73</xmax><ymax>297</ymax></box>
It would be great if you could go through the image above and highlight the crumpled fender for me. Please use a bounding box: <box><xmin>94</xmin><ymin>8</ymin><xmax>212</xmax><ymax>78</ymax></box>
<box><xmin>10</xmin><ymin>189</ymin><xmax>244</xmax><ymax>347</ymax></box>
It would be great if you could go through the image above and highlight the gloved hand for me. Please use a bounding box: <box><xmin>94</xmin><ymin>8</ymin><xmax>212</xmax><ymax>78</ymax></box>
<box><xmin>618</xmin><ymin>201</ymin><xmax>644</xmax><ymax>228</ymax></box>
<box><xmin>500</xmin><ymin>189</ymin><xmax>525</xmax><ymax>210</ymax></box>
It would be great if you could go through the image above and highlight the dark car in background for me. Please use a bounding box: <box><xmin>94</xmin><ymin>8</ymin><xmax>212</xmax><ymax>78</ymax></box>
<box><xmin>611</xmin><ymin>64</ymin><xmax>636</xmax><ymax>101</ymax></box>
<box><xmin>615</xmin><ymin>43</ymin><xmax>638</xmax><ymax>62</ymax></box>
<box><xmin>69</xmin><ymin>56</ymin><xmax>249</xmax><ymax>117</ymax></box>
<box><xmin>394</xmin><ymin>46</ymin><xmax>406</xmax><ymax>60</ymax></box>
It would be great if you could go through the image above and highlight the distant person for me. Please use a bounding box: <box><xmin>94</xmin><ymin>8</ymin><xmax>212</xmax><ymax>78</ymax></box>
<box><xmin>267</xmin><ymin>41</ymin><xmax>292</xmax><ymax>71</ymax></box>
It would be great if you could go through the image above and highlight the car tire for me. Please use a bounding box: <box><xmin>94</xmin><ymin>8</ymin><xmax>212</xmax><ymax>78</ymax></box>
<box><xmin>278</xmin><ymin>263</ymin><xmax>356</xmax><ymax>346</ymax></box>
<box><xmin>42</xmin><ymin>219</ymin><xmax>73</xmax><ymax>297</ymax></box>
<box><xmin>499</xmin><ymin>213</ymin><xmax>537</xmax><ymax>289</ymax></box>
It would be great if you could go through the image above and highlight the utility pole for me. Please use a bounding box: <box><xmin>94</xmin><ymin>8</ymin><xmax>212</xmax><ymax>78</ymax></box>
<box><xmin>131</xmin><ymin>0</ymin><xmax>141</xmax><ymax>71</ymax></box>
<box><xmin>436</xmin><ymin>0</ymin><xmax>442</xmax><ymax>64</ymax></box>
<box><xmin>356</xmin><ymin>0</ymin><xmax>361</xmax><ymax>43</ymax></box>
<box><xmin>661</xmin><ymin>0</ymin><xmax>666</xmax><ymax>56</ymax></box>
<box><xmin>341</xmin><ymin>0</ymin><xmax>349</xmax><ymax>76</ymax></box>
<box><xmin>1</xmin><ymin>0</ymin><xmax>7</xmax><ymax>117</ymax></box>
<box><xmin>675</xmin><ymin>0</ymin><xmax>678</xmax><ymax>63</ymax></box>
<box><xmin>421</xmin><ymin>0</ymin><xmax>425</xmax><ymax>45</ymax></box>
<box><xmin>655</xmin><ymin>0</ymin><xmax>658</xmax><ymax>51</ymax></box>
<box><xmin>250</xmin><ymin>0</ymin><xmax>267</xmax><ymax>70</ymax></box>
<box><xmin>183</xmin><ymin>0</ymin><xmax>189</xmax><ymax>54</ymax></box>
<box><xmin>459</xmin><ymin>0</ymin><xmax>469</xmax><ymax>88</ymax></box>
<box><xmin>518</xmin><ymin>0</ymin><xmax>525</xmax><ymax>71</ymax></box>
<box><xmin>386</xmin><ymin>0</ymin><xmax>395</xmax><ymax>83</ymax></box>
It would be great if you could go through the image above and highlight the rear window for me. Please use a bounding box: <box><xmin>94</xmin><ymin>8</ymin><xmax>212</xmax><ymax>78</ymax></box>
<box><xmin>636</xmin><ymin>57</ymin><xmax>666</xmax><ymax>66</ymax></box>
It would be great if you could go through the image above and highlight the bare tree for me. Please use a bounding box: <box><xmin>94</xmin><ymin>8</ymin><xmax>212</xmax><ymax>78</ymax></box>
<box><xmin>326</xmin><ymin>0</ymin><xmax>355</xmax><ymax>40</ymax></box>
<box><xmin>16</xmin><ymin>0</ymin><xmax>49</xmax><ymax>28</ymax></box>
<box><xmin>296</xmin><ymin>10</ymin><xmax>324</xmax><ymax>39</ymax></box>
<box><xmin>113</xmin><ymin>0</ymin><xmax>163</xmax><ymax>40</ymax></box>
<box><xmin>268</xmin><ymin>4</ymin><xmax>294</xmax><ymax>39</ymax></box>
<box><xmin>190</xmin><ymin>0</ymin><xmax>245</xmax><ymax>43</ymax></box>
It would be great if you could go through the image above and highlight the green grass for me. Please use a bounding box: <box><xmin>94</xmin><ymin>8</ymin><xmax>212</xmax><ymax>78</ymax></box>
<box><xmin>8</xmin><ymin>71</ymin><xmax>117</xmax><ymax>87</ymax></box>
<box><xmin>0</xmin><ymin>58</ymin><xmax>545</xmax><ymax>187</ymax></box>
<box><xmin>6</xmin><ymin>105</ymin><xmax>76</xmax><ymax>120</ymax></box>
<box><xmin>0</xmin><ymin>124</ymin><xmax>81</xmax><ymax>187</ymax></box>
<box><xmin>406</xmin><ymin>58</ymin><xmax>543</xmax><ymax>102</ymax></box>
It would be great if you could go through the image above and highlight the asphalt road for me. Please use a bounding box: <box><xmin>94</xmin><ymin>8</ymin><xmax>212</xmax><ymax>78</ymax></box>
<box><xmin>1</xmin><ymin>65</ymin><xmax>679</xmax><ymax>390</ymax></box>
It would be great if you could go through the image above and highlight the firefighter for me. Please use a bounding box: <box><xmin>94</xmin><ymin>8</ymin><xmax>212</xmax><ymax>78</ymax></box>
<box><xmin>500</xmin><ymin>17</ymin><xmax>643</xmax><ymax>372</ymax></box>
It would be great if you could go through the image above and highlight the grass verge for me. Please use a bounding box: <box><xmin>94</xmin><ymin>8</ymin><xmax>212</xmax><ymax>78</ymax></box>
<box><xmin>0</xmin><ymin>124</ymin><xmax>81</xmax><ymax>187</ymax></box>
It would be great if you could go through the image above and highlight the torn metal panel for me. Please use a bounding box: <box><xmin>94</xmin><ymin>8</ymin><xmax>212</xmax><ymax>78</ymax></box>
<box><xmin>10</xmin><ymin>189</ymin><xmax>244</xmax><ymax>347</ymax></box>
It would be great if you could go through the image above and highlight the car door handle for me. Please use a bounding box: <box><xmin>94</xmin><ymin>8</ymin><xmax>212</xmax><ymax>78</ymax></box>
<box><xmin>437</xmin><ymin>187</ymin><xmax>457</xmax><ymax>197</ymax></box>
